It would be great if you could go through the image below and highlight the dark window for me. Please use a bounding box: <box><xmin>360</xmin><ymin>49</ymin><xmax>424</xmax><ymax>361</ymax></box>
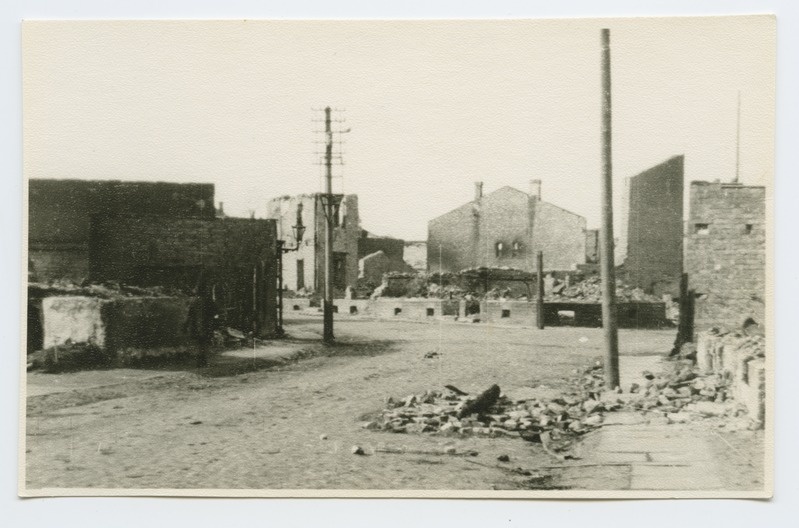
<box><xmin>511</xmin><ymin>241</ymin><xmax>522</xmax><ymax>257</ymax></box>
<box><xmin>744</xmin><ymin>224</ymin><xmax>753</xmax><ymax>234</ymax></box>
<box><xmin>296</xmin><ymin>259</ymin><xmax>305</xmax><ymax>290</ymax></box>
<box><xmin>426</xmin><ymin>308</ymin><xmax>435</xmax><ymax>317</ymax></box>
<box><xmin>350</xmin><ymin>306</ymin><xmax>358</xmax><ymax>314</ymax></box>
<box><xmin>292</xmin><ymin>304</ymin><xmax>300</xmax><ymax>311</ymax></box>
<box><xmin>332</xmin><ymin>305</ymin><xmax>339</xmax><ymax>313</ymax></box>
<box><xmin>501</xmin><ymin>309</ymin><xmax>511</xmax><ymax>318</ymax></box>
<box><xmin>394</xmin><ymin>307</ymin><xmax>402</xmax><ymax>316</ymax></box>
<box><xmin>495</xmin><ymin>241</ymin><xmax>505</xmax><ymax>258</ymax></box>
<box><xmin>333</xmin><ymin>252</ymin><xmax>347</xmax><ymax>289</ymax></box>
<box><xmin>694</xmin><ymin>223</ymin><xmax>710</xmax><ymax>235</ymax></box>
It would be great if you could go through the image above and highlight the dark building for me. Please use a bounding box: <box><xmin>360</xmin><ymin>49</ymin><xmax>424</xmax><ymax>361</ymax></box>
<box><xmin>685</xmin><ymin>181</ymin><xmax>766</xmax><ymax>332</ymax></box>
<box><xmin>428</xmin><ymin>180</ymin><xmax>587</xmax><ymax>273</ymax></box>
<box><xmin>28</xmin><ymin>179</ymin><xmax>214</xmax><ymax>283</ymax></box>
<box><xmin>266</xmin><ymin>193</ymin><xmax>360</xmax><ymax>297</ymax></box>
<box><xmin>620</xmin><ymin>156</ymin><xmax>684</xmax><ymax>296</ymax></box>
<box><xmin>28</xmin><ymin>179</ymin><xmax>279</xmax><ymax>338</ymax></box>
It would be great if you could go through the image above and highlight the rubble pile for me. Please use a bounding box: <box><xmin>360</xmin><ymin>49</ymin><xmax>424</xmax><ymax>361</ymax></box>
<box><xmin>547</xmin><ymin>276</ymin><xmax>659</xmax><ymax>303</ymax></box>
<box><xmin>367</xmin><ymin>356</ymin><xmax>756</xmax><ymax>448</ymax></box>
<box><xmin>28</xmin><ymin>281</ymin><xmax>181</xmax><ymax>299</ymax></box>
<box><xmin>575</xmin><ymin>359</ymin><xmax>742</xmax><ymax>424</ymax></box>
<box><xmin>365</xmin><ymin>371</ymin><xmax>614</xmax><ymax>443</ymax></box>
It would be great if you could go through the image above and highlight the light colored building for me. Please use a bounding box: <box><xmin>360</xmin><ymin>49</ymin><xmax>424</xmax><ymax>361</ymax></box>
<box><xmin>266</xmin><ymin>193</ymin><xmax>360</xmax><ymax>298</ymax></box>
<box><xmin>427</xmin><ymin>180</ymin><xmax>587</xmax><ymax>273</ymax></box>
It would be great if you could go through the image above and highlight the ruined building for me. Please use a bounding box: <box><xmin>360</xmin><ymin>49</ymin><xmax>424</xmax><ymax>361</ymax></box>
<box><xmin>618</xmin><ymin>155</ymin><xmax>685</xmax><ymax>296</ymax></box>
<box><xmin>28</xmin><ymin>179</ymin><xmax>215</xmax><ymax>283</ymax></box>
<box><xmin>685</xmin><ymin>180</ymin><xmax>766</xmax><ymax>332</ymax></box>
<box><xmin>28</xmin><ymin>179</ymin><xmax>279</xmax><ymax>338</ymax></box>
<box><xmin>427</xmin><ymin>181</ymin><xmax>587</xmax><ymax>273</ymax></box>
<box><xmin>266</xmin><ymin>194</ymin><xmax>360</xmax><ymax>297</ymax></box>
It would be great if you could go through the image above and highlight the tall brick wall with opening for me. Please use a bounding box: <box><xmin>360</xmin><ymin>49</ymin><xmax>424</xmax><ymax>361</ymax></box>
<box><xmin>685</xmin><ymin>181</ymin><xmax>766</xmax><ymax>332</ymax></box>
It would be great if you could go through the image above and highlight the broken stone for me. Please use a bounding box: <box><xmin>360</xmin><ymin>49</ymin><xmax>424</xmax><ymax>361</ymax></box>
<box><xmin>497</xmin><ymin>454</ymin><xmax>510</xmax><ymax>462</ymax></box>
<box><xmin>351</xmin><ymin>445</ymin><xmax>365</xmax><ymax>455</ymax></box>
<box><xmin>584</xmin><ymin>414</ymin><xmax>603</xmax><ymax>426</ymax></box>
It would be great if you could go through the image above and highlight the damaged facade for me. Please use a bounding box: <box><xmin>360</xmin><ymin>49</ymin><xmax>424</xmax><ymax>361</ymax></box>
<box><xmin>427</xmin><ymin>180</ymin><xmax>587</xmax><ymax>273</ymax></box>
<box><xmin>28</xmin><ymin>179</ymin><xmax>280</xmax><ymax>354</ymax></box>
<box><xmin>685</xmin><ymin>181</ymin><xmax>766</xmax><ymax>332</ymax></box>
<box><xmin>357</xmin><ymin>231</ymin><xmax>415</xmax><ymax>285</ymax></box>
<box><xmin>618</xmin><ymin>155</ymin><xmax>684</xmax><ymax>296</ymax></box>
<box><xmin>266</xmin><ymin>193</ymin><xmax>360</xmax><ymax>297</ymax></box>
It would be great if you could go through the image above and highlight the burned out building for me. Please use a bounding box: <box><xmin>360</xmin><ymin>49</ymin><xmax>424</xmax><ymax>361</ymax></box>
<box><xmin>266</xmin><ymin>193</ymin><xmax>360</xmax><ymax>297</ymax></box>
<box><xmin>28</xmin><ymin>179</ymin><xmax>215</xmax><ymax>283</ymax></box>
<box><xmin>685</xmin><ymin>180</ymin><xmax>766</xmax><ymax>332</ymax></box>
<box><xmin>28</xmin><ymin>179</ymin><xmax>279</xmax><ymax>340</ymax></box>
<box><xmin>618</xmin><ymin>156</ymin><xmax>685</xmax><ymax>296</ymax></box>
<box><xmin>357</xmin><ymin>231</ymin><xmax>414</xmax><ymax>284</ymax></box>
<box><xmin>427</xmin><ymin>180</ymin><xmax>587</xmax><ymax>274</ymax></box>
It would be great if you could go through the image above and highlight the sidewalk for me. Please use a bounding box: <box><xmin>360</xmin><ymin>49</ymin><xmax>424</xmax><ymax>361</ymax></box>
<box><xmin>556</xmin><ymin>355</ymin><xmax>727</xmax><ymax>491</ymax></box>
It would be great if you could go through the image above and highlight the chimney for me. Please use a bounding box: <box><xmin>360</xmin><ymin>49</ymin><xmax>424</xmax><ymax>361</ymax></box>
<box><xmin>474</xmin><ymin>181</ymin><xmax>484</xmax><ymax>201</ymax></box>
<box><xmin>218</xmin><ymin>201</ymin><xmax>224</xmax><ymax>215</ymax></box>
<box><xmin>529</xmin><ymin>179</ymin><xmax>542</xmax><ymax>200</ymax></box>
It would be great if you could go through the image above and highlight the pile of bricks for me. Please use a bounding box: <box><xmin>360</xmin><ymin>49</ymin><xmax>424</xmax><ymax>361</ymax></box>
<box><xmin>364</xmin><ymin>365</ymin><xmax>618</xmax><ymax>442</ymax></box>
<box><xmin>547</xmin><ymin>276</ymin><xmax>659</xmax><ymax>303</ymax></box>
<box><xmin>367</xmin><ymin>356</ymin><xmax>758</xmax><ymax>449</ymax></box>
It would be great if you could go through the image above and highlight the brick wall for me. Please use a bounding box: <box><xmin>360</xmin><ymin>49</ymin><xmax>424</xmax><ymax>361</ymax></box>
<box><xmin>28</xmin><ymin>179</ymin><xmax>214</xmax><ymax>282</ymax></box>
<box><xmin>685</xmin><ymin>181</ymin><xmax>766</xmax><ymax>332</ymax></box>
<box><xmin>624</xmin><ymin>156</ymin><xmax>684</xmax><ymax>296</ymax></box>
<box><xmin>88</xmin><ymin>215</ymin><xmax>278</xmax><ymax>337</ymax></box>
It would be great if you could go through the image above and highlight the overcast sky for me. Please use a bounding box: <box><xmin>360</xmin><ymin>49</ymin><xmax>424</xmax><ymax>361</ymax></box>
<box><xmin>23</xmin><ymin>17</ymin><xmax>774</xmax><ymax>240</ymax></box>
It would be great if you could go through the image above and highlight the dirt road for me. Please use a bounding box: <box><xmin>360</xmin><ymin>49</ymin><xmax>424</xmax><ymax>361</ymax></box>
<box><xmin>25</xmin><ymin>318</ymin><xmax>679</xmax><ymax>491</ymax></box>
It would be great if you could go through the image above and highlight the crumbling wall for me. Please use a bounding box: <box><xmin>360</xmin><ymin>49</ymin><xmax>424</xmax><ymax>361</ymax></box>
<box><xmin>696</xmin><ymin>331</ymin><xmax>766</xmax><ymax>425</ymax></box>
<box><xmin>624</xmin><ymin>156</ymin><xmax>684</xmax><ymax>296</ymax></box>
<box><xmin>40</xmin><ymin>295</ymin><xmax>198</xmax><ymax>360</ymax></box>
<box><xmin>685</xmin><ymin>182</ymin><xmax>766</xmax><ymax>332</ymax></box>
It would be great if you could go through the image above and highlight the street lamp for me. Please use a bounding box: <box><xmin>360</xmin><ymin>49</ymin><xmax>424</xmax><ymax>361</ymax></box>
<box><xmin>319</xmin><ymin>192</ymin><xmax>344</xmax><ymax>344</ymax></box>
<box><xmin>276</xmin><ymin>212</ymin><xmax>306</xmax><ymax>336</ymax></box>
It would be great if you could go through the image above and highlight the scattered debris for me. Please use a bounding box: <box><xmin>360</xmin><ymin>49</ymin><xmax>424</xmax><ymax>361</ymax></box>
<box><xmin>497</xmin><ymin>454</ymin><xmax>510</xmax><ymax>462</ymax></box>
<box><xmin>319</xmin><ymin>434</ymin><xmax>328</xmax><ymax>440</ymax></box>
<box><xmin>351</xmin><ymin>445</ymin><xmax>365</xmax><ymax>455</ymax></box>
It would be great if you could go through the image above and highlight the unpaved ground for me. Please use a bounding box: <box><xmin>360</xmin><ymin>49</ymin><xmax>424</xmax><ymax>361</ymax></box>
<box><xmin>26</xmin><ymin>318</ymin><xmax>690</xmax><ymax>491</ymax></box>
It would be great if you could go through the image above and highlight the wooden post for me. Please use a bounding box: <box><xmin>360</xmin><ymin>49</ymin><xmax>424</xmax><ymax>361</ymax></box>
<box><xmin>322</xmin><ymin>106</ymin><xmax>335</xmax><ymax>344</ymax></box>
<box><xmin>600</xmin><ymin>28</ymin><xmax>620</xmax><ymax>389</ymax></box>
<box><xmin>536</xmin><ymin>251</ymin><xmax>545</xmax><ymax>329</ymax></box>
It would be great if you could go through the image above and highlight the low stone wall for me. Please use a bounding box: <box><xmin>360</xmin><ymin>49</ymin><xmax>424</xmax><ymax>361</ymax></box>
<box><xmin>41</xmin><ymin>295</ymin><xmax>197</xmax><ymax>360</ymax></box>
<box><xmin>370</xmin><ymin>298</ymin><xmax>453</xmax><ymax>320</ymax></box>
<box><xmin>696</xmin><ymin>331</ymin><xmax>766</xmax><ymax>424</ymax></box>
<box><xmin>478</xmin><ymin>300</ymin><xmax>538</xmax><ymax>325</ymax></box>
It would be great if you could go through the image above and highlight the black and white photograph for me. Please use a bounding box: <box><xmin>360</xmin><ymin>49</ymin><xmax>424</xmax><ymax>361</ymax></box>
<box><xmin>19</xmin><ymin>16</ymin><xmax>774</xmax><ymax>498</ymax></box>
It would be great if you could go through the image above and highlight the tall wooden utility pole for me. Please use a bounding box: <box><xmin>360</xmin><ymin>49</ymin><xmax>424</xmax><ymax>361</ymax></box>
<box><xmin>600</xmin><ymin>28</ymin><xmax>620</xmax><ymax>389</ymax></box>
<box><xmin>536</xmin><ymin>251</ymin><xmax>545</xmax><ymax>329</ymax></box>
<box><xmin>322</xmin><ymin>106</ymin><xmax>335</xmax><ymax>344</ymax></box>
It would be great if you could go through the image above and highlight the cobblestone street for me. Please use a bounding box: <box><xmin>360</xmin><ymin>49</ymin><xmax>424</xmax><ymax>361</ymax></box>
<box><xmin>25</xmin><ymin>317</ymin><xmax>761</xmax><ymax>492</ymax></box>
